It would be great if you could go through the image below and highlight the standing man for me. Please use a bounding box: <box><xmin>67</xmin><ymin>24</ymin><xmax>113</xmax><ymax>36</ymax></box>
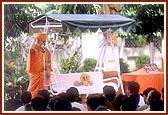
<box><xmin>26</xmin><ymin>33</ymin><xmax>51</xmax><ymax>98</ymax></box>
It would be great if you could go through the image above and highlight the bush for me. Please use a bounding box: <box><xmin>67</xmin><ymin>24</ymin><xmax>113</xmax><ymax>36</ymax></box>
<box><xmin>59</xmin><ymin>51</ymin><xmax>82</xmax><ymax>73</ymax></box>
<box><xmin>4</xmin><ymin>63</ymin><xmax>29</xmax><ymax>101</ymax></box>
<box><xmin>135</xmin><ymin>55</ymin><xmax>150</xmax><ymax>69</ymax></box>
<box><xmin>83</xmin><ymin>58</ymin><xmax>97</xmax><ymax>72</ymax></box>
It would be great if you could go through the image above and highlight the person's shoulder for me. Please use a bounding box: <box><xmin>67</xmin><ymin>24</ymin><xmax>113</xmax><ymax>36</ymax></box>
<box><xmin>137</xmin><ymin>104</ymin><xmax>148</xmax><ymax>111</ymax></box>
<box><xmin>71</xmin><ymin>102</ymin><xmax>85</xmax><ymax>111</ymax></box>
<box><xmin>15</xmin><ymin>105</ymin><xmax>25</xmax><ymax>111</ymax></box>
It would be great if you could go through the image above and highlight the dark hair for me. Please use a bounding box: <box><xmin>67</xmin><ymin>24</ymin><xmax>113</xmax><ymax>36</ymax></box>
<box><xmin>48</xmin><ymin>96</ymin><xmax>60</xmax><ymax>111</ymax></box>
<box><xmin>103</xmin><ymin>85</ymin><xmax>116</xmax><ymax>101</ymax></box>
<box><xmin>150</xmin><ymin>99</ymin><xmax>164</xmax><ymax>111</ymax></box>
<box><xmin>66</xmin><ymin>87</ymin><xmax>79</xmax><ymax>102</ymax></box>
<box><xmin>143</xmin><ymin>87</ymin><xmax>156</xmax><ymax>96</ymax></box>
<box><xmin>114</xmin><ymin>94</ymin><xmax>128</xmax><ymax>111</ymax></box>
<box><xmin>128</xmin><ymin>81</ymin><xmax>140</xmax><ymax>94</ymax></box>
<box><xmin>86</xmin><ymin>94</ymin><xmax>101</xmax><ymax>111</ymax></box>
<box><xmin>57</xmin><ymin>92</ymin><xmax>68</xmax><ymax>99</ymax></box>
<box><xmin>98</xmin><ymin>95</ymin><xmax>107</xmax><ymax>106</ymax></box>
<box><xmin>150</xmin><ymin>90</ymin><xmax>161</xmax><ymax>100</ymax></box>
<box><xmin>121</xmin><ymin>96</ymin><xmax>138</xmax><ymax>111</ymax></box>
<box><xmin>31</xmin><ymin>95</ymin><xmax>48</xmax><ymax>111</ymax></box>
<box><xmin>20</xmin><ymin>91</ymin><xmax>32</xmax><ymax>104</ymax></box>
<box><xmin>37</xmin><ymin>89</ymin><xmax>50</xmax><ymax>101</ymax></box>
<box><xmin>54</xmin><ymin>98</ymin><xmax>72</xmax><ymax>111</ymax></box>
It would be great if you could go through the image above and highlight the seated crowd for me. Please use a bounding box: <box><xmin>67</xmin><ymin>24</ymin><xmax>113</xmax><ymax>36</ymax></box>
<box><xmin>16</xmin><ymin>81</ymin><xmax>164</xmax><ymax>111</ymax></box>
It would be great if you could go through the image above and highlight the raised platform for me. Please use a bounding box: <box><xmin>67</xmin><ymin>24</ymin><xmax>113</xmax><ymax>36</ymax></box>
<box><xmin>50</xmin><ymin>72</ymin><xmax>120</xmax><ymax>95</ymax></box>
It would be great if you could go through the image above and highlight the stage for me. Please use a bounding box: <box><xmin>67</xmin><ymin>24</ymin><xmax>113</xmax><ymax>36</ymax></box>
<box><xmin>50</xmin><ymin>72</ymin><xmax>120</xmax><ymax>95</ymax></box>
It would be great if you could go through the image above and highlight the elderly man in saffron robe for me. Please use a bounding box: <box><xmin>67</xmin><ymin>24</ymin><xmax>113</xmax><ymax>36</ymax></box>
<box><xmin>26</xmin><ymin>33</ymin><xmax>51</xmax><ymax>98</ymax></box>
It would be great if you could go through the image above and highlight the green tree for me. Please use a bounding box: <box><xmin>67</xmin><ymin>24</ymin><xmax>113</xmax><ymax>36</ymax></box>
<box><xmin>4</xmin><ymin>4</ymin><xmax>41</xmax><ymax>39</ymax></box>
<box><xmin>40</xmin><ymin>4</ymin><xmax>96</xmax><ymax>14</ymax></box>
<box><xmin>121</xmin><ymin>4</ymin><xmax>164</xmax><ymax>64</ymax></box>
<box><xmin>60</xmin><ymin>4</ymin><xmax>96</xmax><ymax>14</ymax></box>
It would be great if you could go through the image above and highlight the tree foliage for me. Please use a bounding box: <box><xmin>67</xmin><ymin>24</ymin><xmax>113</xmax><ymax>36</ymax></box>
<box><xmin>121</xmin><ymin>4</ymin><xmax>164</xmax><ymax>35</ymax></box>
<box><xmin>41</xmin><ymin>4</ymin><xmax>97</xmax><ymax>14</ymax></box>
<box><xmin>4</xmin><ymin>4</ymin><xmax>41</xmax><ymax>39</ymax></box>
<box><xmin>136</xmin><ymin>4</ymin><xmax>164</xmax><ymax>35</ymax></box>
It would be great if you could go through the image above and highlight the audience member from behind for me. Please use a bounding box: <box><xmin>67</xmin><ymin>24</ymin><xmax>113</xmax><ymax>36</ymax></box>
<box><xmin>103</xmin><ymin>85</ymin><xmax>116</xmax><ymax>111</ymax></box>
<box><xmin>98</xmin><ymin>94</ymin><xmax>107</xmax><ymax>107</ymax></box>
<box><xmin>37</xmin><ymin>89</ymin><xmax>50</xmax><ymax>101</ymax></box>
<box><xmin>31</xmin><ymin>95</ymin><xmax>48</xmax><ymax>111</ymax></box>
<box><xmin>149</xmin><ymin>90</ymin><xmax>164</xmax><ymax>111</ymax></box>
<box><xmin>137</xmin><ymin>87</ymin><xmax>156</xmax><ymax>111</ymax></box>
<box><xmin>150</xmin><ymin>98</ymin><xmax>164</xmax><ymax>111</ymax></box>
<box><xmin>54</xmin><ymin>98</ymin><xmax>72</xmax><ymax>111</ymax></box>
<box><xmin>57</xmin><ymin>92</ymin><xmax>69</xmax><ymax>99</ymax></box>
<box><xmin>120</xmin><ymin>96</ymin><xmax>138</xmax><ymax>111</ymax></box>
<box><xmin>66</xmin><ymin>87</ymin><xmax>85</xmax><ymax>111</ymax></box>
<box><xmin>95</xmin><ymin>94</ymin><xmax>110</xmax><ymax>111</ymax></box>
<box><xmin>48</xmin><ymin>92</ymin><xmax>69</xmax><ymax>111</ymax></box>
<box><xmin>127</xmin><ymin>81</ymin><xmax>145</xmax><ymax>109</ymax></box>
<box><xmin>15</xmin><ymin>91</ymin><xmax>32</xmax><ymax>111</ymax></box>
<box><xmin>48</xmin><ymin>95</ymin><xmax>60</xmax><ymax>111</ymax></box>
<box><xmin>114</xmin><ymin>93</ymin><xmax>128</xmax><ymax>111</ymax></box>
<box><xmin>86</xmin><ymin>94</ymin><xmax>109</xmax><ymax>111</ymax></box>
<box><xmin>143</xmin><ymin>89</ymin><xmax>163</xmax><ymax>111</ymax></box>
<box><xmin>37</xmin><ymin>89</ymin><xmax>51</xmax><ymax>110</ymax></box>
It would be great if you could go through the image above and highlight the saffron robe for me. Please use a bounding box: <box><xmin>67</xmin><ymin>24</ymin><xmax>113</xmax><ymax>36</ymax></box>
<box><xmin>26</xmin><ymin>45</ymin><xmax>51</xmax><ymax>98</ymax></box>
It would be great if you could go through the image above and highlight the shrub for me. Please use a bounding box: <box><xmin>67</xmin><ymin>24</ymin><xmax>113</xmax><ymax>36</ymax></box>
<box><xmin>135</xmin><ymin>55</ymin><xmax>150</xmax><ymax>69</ymax></box>
<box><xmin>59</xmin><ymin>51</ymin><xmax>82</xmax><ymax>73</ymax></box>
<box><xmin>83</xmin><ymin>58</ymin><xmax>97</xmax><ymax>72</ymax></box>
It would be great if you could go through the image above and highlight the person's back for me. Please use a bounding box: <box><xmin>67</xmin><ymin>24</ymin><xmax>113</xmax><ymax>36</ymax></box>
<box><xmin>48</xmin><ymin>96</ymin><xmax>60</xmax><ymax>111</ymax></box>
<box><xmin>86</xmin><ymin>94</ymin><xmax>101</xmax><ymax>111</ymax></box>
<box><xmin>143</xmin><ymin>90</ymin><xmax>161</xmax><ymax>111</ymax></box>
<box><xmin>24</xmin><ymin>103</ymin><xmax>32</xmax><ymax>111</ymax></box>
<box><xmin>114</xmin><ymin>93</ymin><xmax>128</xmax><ymax>111</ymax></box>
<box><xmin>54</xmin><ymin>98</ymin><xmax>72</xmax><ymax>111</ymax></box>
<box><xmin>15</xmin><ymin>91</ymin><xmax>32</xmax><ymax>111</ymax></box>
<box><xmin>86</xmin><ymin>94</ymin><xmax>109</xmax><ymax>111</ymax></box>
<box><xmin>31</xmin><ymin>95</ymin><xmax>48</xmax><ymax>111</ymax></box>
<box><xmin>137</xmin><ymin>87</ymin><xmax>156</xmax><ymax>111</ymax></box>
<box><xmin>150</xmin><ymin>99</ymin><xmax>164</xmax><ymax>111</ymax></box>
<box><xmin>103</xmin><ymin>85</ymin><xmax>116</xmax><ymax>111</ymax></box>
<box><xmin>66</xmin><ymin>87</ymin><xmax>85</xmax><ymax>111</ymax></box>
<box><xmin>149</xmin><ymin>90</ymin><xmax>164</xmax><ymax>111</ymax></box>
<box><xmin>120</xmin><ymin>96</ymin><xmax>138</xmax><ymax>111</ymax></box>
<box><xmin>127</xmin><ymin>81</ymin><xmax>145</xmax><ymax>109</ymax></box>
<box><xmin>37</xmin><ymin>89</ymin><xmax>50</xmax><ymax>101</ymax></box>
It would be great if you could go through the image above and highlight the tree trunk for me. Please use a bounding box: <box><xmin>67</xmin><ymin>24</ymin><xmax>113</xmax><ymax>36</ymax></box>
<box><xmin>98</xmin><ymin>4</ymin><xmax>121</xmax><ymax>14</ymax></box>
<box><xmin>149</xmin><ymin>33</ymin><xmax>154</xmax><ymax>64</ymax></box>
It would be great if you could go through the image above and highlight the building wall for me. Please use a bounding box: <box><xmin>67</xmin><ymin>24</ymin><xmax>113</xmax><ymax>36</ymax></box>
<box><xmin>122</xmin><ymin>44</ymin><xmax>163</xmax><ymax>71</ymax></box>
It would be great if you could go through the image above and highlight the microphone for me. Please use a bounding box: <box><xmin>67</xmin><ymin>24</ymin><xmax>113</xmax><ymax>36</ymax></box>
<box><xmin>41</xmin><ymin>45</ymin><xmax>46</xmax><ymax>52</ymax></box>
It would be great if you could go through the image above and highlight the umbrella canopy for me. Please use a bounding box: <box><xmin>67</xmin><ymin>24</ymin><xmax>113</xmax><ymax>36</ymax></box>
<box><xmin>30</xmin><ymin>14</ymin><xmax>136</xmax><ymax>33</ymax></box>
